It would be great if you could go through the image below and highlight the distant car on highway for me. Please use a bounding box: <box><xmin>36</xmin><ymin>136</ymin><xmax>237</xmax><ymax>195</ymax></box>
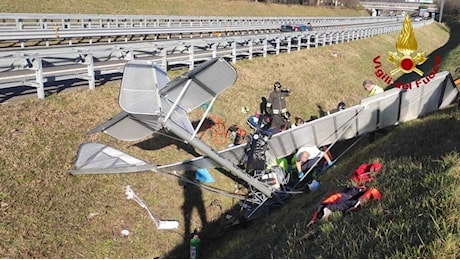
<box><xmin>280</xmin><ymin>23</ymin><xmax>312</xmax><ymax>32</ymax></box>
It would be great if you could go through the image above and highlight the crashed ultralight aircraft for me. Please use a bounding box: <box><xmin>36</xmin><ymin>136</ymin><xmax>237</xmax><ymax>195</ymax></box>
<box><xmin>70</xmin><ymin>57</ymin><xmax>459</xmax><ymax>220</ymax></box>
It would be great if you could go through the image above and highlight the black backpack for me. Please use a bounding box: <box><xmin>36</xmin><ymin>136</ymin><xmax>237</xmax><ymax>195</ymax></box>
<box><xmin>244</xmin><ymin>131</ymin><xmax>269</xmax><ymax>174</ymax></box>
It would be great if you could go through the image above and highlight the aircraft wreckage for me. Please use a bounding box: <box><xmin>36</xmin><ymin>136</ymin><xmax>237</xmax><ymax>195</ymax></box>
<box><xmin>70</xmin><ymin>57</ymin><xmax>459</xmax><ymax>221</ymax></box>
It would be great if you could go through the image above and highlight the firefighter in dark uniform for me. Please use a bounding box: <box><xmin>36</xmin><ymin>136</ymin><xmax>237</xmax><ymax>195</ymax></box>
<box><xmin>266</xmin><ymin>81</ymin><xmax>291</xmax><ymax>131</ymax></box>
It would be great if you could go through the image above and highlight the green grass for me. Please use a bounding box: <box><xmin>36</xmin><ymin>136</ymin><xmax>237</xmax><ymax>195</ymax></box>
<box><xmin>0</xmin><ymin>0</ymin><xmax>368</xmax><ymax>16</ymax></box>
<box><xmin>0</xmin><ymin>1</ymin><xmax>459</xmax><ymax>258</ymax></box>
<box><xmin>207</xmin><ymin>107</ymin><xmax>460</xmax><ymax>258</ymax></box>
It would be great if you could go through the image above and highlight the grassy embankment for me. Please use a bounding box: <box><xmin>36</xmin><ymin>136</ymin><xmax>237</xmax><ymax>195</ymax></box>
<box><xmin>204</xmin><ymin>17</ymin><xmax>460</xmax><ymax>259</ymax></box>
<box><xmin>0</xmin><ymin>0</ymin><xmax>459</xmax><ymax>258</ymax></box>
<box><xmin>0</xmin><ymin>0</ymin><xmax>368</xmax><ymax>17</ymax></box>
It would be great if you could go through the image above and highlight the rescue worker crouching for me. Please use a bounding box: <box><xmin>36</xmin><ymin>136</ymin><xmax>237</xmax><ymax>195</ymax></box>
<box><xmin>291</xmin><ymin>145</ymin><xmax>333</xmax><ymax>192</ymax></box>
<box><xmin>295</xmin><ymin>145</ymin><xmax>333</xmax><ymax>179</ymax></box>
<box><xmin>266</xmin><ymin>81</ymin><xmax>291</xmax><ymax>132</ymax></box>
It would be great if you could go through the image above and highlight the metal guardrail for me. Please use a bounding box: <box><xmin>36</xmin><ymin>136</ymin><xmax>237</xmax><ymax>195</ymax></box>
<box><xmin>0</xmin><ymin>19</ymin><xmax>401</xmax><ymax>72</ymax></box>
<box><xmin>0</xmin><ymin>13</ymin><xmax>394</xmax><ymax>30</ymax></box>
<box><xmin>360</xmin><ymin>1</ymin><xmax>438</xmax><ymax>11</ymax></box>
<box><xmin>0</xmin><ymin>17</ymin><xmax>432</xmax><ymax>100</ymax></box>
<box><xmin>0</xmin><ymin>15</ymin><xmax>398</xmax><ymax>48</ymax></box>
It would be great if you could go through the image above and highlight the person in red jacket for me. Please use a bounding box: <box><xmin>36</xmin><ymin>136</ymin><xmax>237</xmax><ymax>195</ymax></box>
<box><xmin>307</xmin><ymin>186</ymin><xmax>381</xmax><ymax>227</ymax></box>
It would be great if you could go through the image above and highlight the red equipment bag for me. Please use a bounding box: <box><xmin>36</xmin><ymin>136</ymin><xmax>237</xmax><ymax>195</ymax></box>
<box><xmin>350</xmin><ymin>162</ymin><xmax>382</xmax><ymax>185</ymax></box>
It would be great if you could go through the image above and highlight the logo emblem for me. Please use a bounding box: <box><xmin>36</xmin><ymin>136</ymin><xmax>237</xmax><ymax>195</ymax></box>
<box><xmin>387</xmin><ymin>15</ymin><xmax>427</xmax><ymax>76</ymax></box>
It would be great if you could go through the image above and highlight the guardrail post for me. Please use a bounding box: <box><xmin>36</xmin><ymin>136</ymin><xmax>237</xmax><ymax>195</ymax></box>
<box><xmin>297</xmin><ymin>36</ymin><xmax>301</xmax><ymax>51</ymax></box>
<box><xmin>32</xmin><ymin>56</ymin><xmax>45</xmax><ymax>99</ymax></box>
<box><xmin>263</xmin><ymin>39</ymin><xmax>267</xmax><ymax>58</ymax></box>
<box><xmin>211</xmin><ymin>43</ymin><xmax>217</xmax><ymax>58</ymax></box>
<box><xmin>248</xmin><ymin>40</ymin><xmax>253</xmax><ymax>60</ymax></box>
<box><xmin>189</xmin><ymin>44</ymin><xmax>194</xmax><ymax>70</ymax></box>
<box><xmin>124</xmin><ymin>49</ymin><xmax>134</xmax><ymax>60</ymax></box>
<box><xmin>296</xmin><ymin>35</ymin><xmax>302</xmax><ymax>51</ymax></box>
<box><xmin>287</xmin><ymin>37</ymin><xmax>291</xmax><ymax>53</ymax></box>
<box><xmin>161</xmin><ymin>49</ymin><xmax>168</xmax><ymax>71</ymax></box>
<box><xmin>232</xmin><ymin>41</ymin><xmax>237</xmax><ymax>64</ymax></box>
<box><xmin>84</xmin><ymin>54</ymin><xmax>95</xmax><ymax>90</ymax></box>
<box><xmin>275</xmin><ymin>38</ymin><xmax>280</xmax><ymax>55</ymax></box>
<box><xmin>17</xmin><ymin>18</ymin><xmax>23</xmax><ymax>30</ymax></box>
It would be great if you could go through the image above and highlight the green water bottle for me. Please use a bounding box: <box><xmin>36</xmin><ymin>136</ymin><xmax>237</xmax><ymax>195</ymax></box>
<box><xmin>189</xmin><ymin>231</ymin><xmax>200</xmax><ymax>259</ymax></box>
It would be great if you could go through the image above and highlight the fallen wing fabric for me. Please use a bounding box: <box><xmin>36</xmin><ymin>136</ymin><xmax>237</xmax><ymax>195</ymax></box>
<box><xmin>70</xmin><ymin>142</ymin><xmax>156</xmax><ymax>174</ymax></box>
<box><xmin>88</xmin><ymin>111</ymin><xmax>156</xmax><ymax>142</ymax></box>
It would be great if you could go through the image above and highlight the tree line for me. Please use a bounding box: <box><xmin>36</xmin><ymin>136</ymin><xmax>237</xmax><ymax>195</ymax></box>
<box><xmin>251</xmin><ymin>0</ymin><xmax>366</xmax><ymax>8</ymax></box>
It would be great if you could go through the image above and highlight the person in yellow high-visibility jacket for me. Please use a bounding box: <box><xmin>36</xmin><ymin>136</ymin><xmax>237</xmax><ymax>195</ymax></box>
<box><xmin>362</xmin><ymin>79</ymin><xmax>384</xmax><ymax>97</ymax></box>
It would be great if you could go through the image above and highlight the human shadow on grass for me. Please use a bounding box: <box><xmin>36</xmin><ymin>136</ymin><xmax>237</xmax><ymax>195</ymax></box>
<box><xmin>179</xmin><ymin>170</ymin><xmax>208</xmax><ymax>244</ymax></box>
